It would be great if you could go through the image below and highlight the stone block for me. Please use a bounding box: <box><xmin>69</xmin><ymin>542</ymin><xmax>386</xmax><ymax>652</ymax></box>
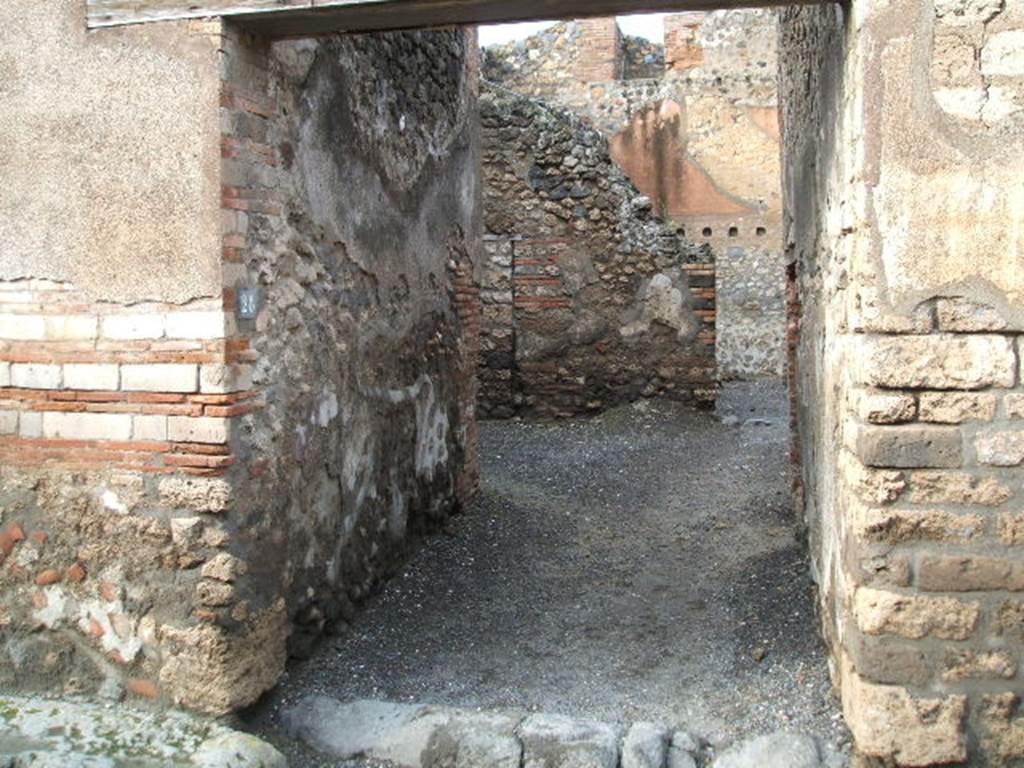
<box><xmin>164</xmin><ymin>310</ymin><xmax>231</xmax><ymax>340</ymax></box>
<box><xmin>943</xmin><ymin>650</ymin><xmax>1017</xmax><ymax>681</ymax></box>
<box><xmin>856</xmin><ymin>334</ymin><xmax>1015</xmax><ymax>390</ymax></box>
<box><xmin>917</xmin><ymin>555</ymin><xmax>1024</xmax><ymax>592</ymax></box>
<box><xmin>0</xmin><ymin>362</ymin><xmax>9</xmax><ymax>387</ymax></box>
<box><xmin>167</xmin><ymin>416</ymin><xmax>229</xmax><ymax>444</ymax></box>
<box><xmin>42</xmin><ymin>412</ymin><xmax>133</xmax><ymax>441</ymax></box>
<box><xmin>856</xmin><ymin>390</ymin><xmax>917</xmax><ymax>424</ymax></box>
<box><xmin>982</xmin><ymin>30</ymin><xmax>1024</xmax><ymax>77</ymax></box>
<box><xmin>121</xmin><ymin>363</ymin><xmax>197</xmax><ymax>393</ymax></box>
<box><xmin>855</xmin><ymin>425</ymin><xmax>962</xmax><ymax>468</ymax></box>
<box><xmin>855</xmin><ymin>587</ymin><xmax>979</xmax><ymax>640</ymax></box>
<box><xmin>0</xmin><ymin>410</ymin><xmax>18</xmax><ymax>435</ymax></box>
<box><xmin>100</xmin><ymin>313</ymin><xmax>165</xmax><ymax>340</ymax></box>
<box><xmin>918</xmin><ymin>392</ymin><xmax>995</xmax><ymax>423</ymax></box>
<box><xmin>935</xmin><ymin>297</ymin><xmax>1009</xmax><ymax>332</ymax></box>
<box><xmin>0</xmin><ymin>313</ymin><xmax>46</xmax><ymax>340</ymax></box>
<box><xmin>62</xmin><ymin>363</ymin><xmax>119</xmax><ymax>391</ymax></box>
<box><xmin>841</xmin><ymin>660</ymin><xmax>967</xmax><ymax>766</ymax></box>
<box><xmin>995</xmin><ymin>601</ymin><xmax>1024</xmax><ymax>640</ymax></box>
<box><xmin>977</xmin><ymin>430</ymin><xmax>1024</xmax><ymax>466</ymax></box>
<box><xmin>980</xmin><ymin>693</ymin><xmax>1024</xmax><ymax>765</ymax></box>
<box><xmin>200</xmin><ymin>363</ymin><xmax>253</xmax><ymax>394</ymax></box>
<box><xmin>1005</xmin><ymin>393</ymin><xmax>1024</xmax><ymax>419</ymax></box>
<box><xmin>132</xmin><ymin>414</ymin><xmax>168</xmax><ymax>442</ymax></box>
<box><xmin>906</xmin><ymin>470</ymin><xmax>1012</xmax><ymax>506</ymax></box>
<box><xmin>43</xmin><ymin>315</ymin><xmax>98</xmax><ymax>341</ymax></box>
<box><xmin>850</xmin><ymin>502</ymin><xmax>982</xmax><ymax>544</ymax></box>
<box><xmin>1000</xmin><ymin>513</ymin><xmax>1024</xmax><ymax>545</ymax></box>
<box><xmin>19</xmin><ymin>411</ymin><xmax>41</xmax><ymax>438</ymax></box>
<box><xmin>10</xmin><ymin>363</ymin><xmax>62</xmax><ymax>390</ymax></box>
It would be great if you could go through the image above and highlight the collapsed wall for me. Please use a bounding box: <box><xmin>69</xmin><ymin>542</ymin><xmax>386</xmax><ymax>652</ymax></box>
<box><xmin>479</xmin><ymin>88</ymin><xmax>714</xmax><ymax>418</ymax></box>
<box><xmin>0</xmin><ymin>0</ymin><xmax>479</xmax><ymax>713</ymax></box>
<box><xmin>781</xmin><ymin>1</ymin><xmax>1024</xmax><ymax>765</ymax></box>
<box><xmin>482</xmin><ymin>12</ymin><xmax>786</xmax><ymax>381</ymax></box>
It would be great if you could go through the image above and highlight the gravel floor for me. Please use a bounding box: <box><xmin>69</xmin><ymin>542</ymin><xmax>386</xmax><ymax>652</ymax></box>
<box><xmin>244</xmin><ymin>381</ymin><xmax>849</xmax><ymax>765</ymax></box>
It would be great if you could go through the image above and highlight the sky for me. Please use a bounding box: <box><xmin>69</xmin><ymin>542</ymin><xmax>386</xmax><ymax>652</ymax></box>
<box><xmin>478</xmin><ymin>13</ymin><xmax>667</xmax><ymax>48</ymax></box>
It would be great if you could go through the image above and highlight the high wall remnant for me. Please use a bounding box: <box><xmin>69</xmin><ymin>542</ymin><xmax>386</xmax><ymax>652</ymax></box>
<box><xmin>482</xmin><ymin>12</ymin><xmax>786</xmax><ymax>383</ymax></box>
<box><xmin>479</xmin><ymin>88</ymin><xmax>715</xmax><ymax>418</ymax></box>
<box><xmin>0</xmin><ymin>0</ymin><xmax>479</xmax><ymax>713</ymax></box>
<box><xmin>781</xmin><ymin>1</ymin><xmax>1024</xmax><ymax>764</ymax></box>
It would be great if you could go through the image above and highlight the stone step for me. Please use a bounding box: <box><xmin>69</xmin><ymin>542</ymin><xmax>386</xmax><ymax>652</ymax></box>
<box><xmin>281</xmin><ymin>696</ymin><xmax>846</xmax><ymax>768</ymax></box>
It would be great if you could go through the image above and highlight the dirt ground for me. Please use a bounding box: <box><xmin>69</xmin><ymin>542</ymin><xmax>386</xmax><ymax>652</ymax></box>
<box><xmin>245</xmin><ymin>381</ymin><xmax>848</xmax><ymax>764</ymax></box>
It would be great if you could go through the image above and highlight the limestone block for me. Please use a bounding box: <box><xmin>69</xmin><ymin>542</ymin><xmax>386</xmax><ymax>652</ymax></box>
<box><xmin>1005</xmin><ymin>393</ymin><xmax>1024</xmax><ymax>419</ymax></box>
<box><xmin>0</xmin><ymin>410</ymin><xmax>17</xmax><ymax>435</ymax></box>
<box><xmin>62</xmin><ymin>363</ymin><xmax>119</xmax><ymax>391</ymax></box>
<box><xmin>855</xmin><ymin>390</ymin><xmax>917</xmax><ymax>424</ymax></box>
<box><xmin>918</xmin><ymin>391</ymin><xmax>996</xmax><ymax>423</ymax></box>
<box><xmin>855</xmin><ymin>425</ymin><xmax>962</xmax><ymax>468</ymax></box>
<box><xmin>936</xmin><ymin>297</ymin><xmax>1009</xmax><ymax>332</ymax></box>
<box><xmin>100</xmin><ymin>313</ymin><xmax>165</xmax><ymax>340</ymax></box>
<box><xmin>158</xmin><ymin>477</ymin><xmax>232</xmax><ymax>514</ymax></box>
<box><xmin>0</xmin><ymin>313</ymin><xmax>46</xmax><ymax>340</ymax></box>
<box><xmin>977</xmin><ymin>430</ymin><xmax>1024</xmax><ymax>466</ymax></box>
<box><xmin>41</xmin><ymin>412</ymin><xmax>133</xmax><ymax>442</ymax></box>
<box><xmin>917</xmin><ymin>555</ymin><xmax>1024</xmax><ymax>592</ymax></box>
<box><xmin>167</xmin><ymin>416</ymin><xmax>229</xmax><ymax>444</ymax></box>
<box><xmin>709</xmin><ymin>732</ymin><xmax>842</xmax><ymax>768</ymax></box>
<box><xmin>841</xmin><ymin>661</ymin><xmax>967</xmax><ymax>766</ymax></box>
<box><xmin>518</xmin><ymin>713</ymin><xmax>621</xmax><ymax>768</ymax></box>
<box><xmin>164</xmin><ymin>310</ymin><xmax>232</xmax><ymax>340</ymax></box>
<box><xmin>1000</xmin><ymin>513</ymin><xmax>1024</xmax><ymax>545</ymax></box>
<box><xmin>121</xmin><ymin>363</ymin><xmax>198</xmax><ymax>393</ymax></box>
<box><xmin>11</xmin><ymin>363</ymin><xmax>62</xmax><ymax>390</ymax></box>
<box><xmin>43</xmin><ymin>314</ymin><xmax>98</xmax><ymax>341</ymax></box>
<box><xmin>943</xmin><ymin>650</ymin><xmax>1017</xmax><ymax>681</ymax></box>
<box><xmin>850</xmin><ymin>502</ymin><xmax>982</xmax><ymax>544</ymax></box>
<box><xmin>0</xmin><ymin>361</ymin><xmax>9</xmax><ymax>387</ymax></box>
<box><xmin>132</xmin><ymin>414</ymin><xmax>168</xmax><ymax>441</ymax></box>
<box><xmin>906</xmin><ymin>470</ymin><xmax>1013</xmax><ymax>506</ymax></box>
<box><xmin>980</xmin><ymin>693</ymin><xmax>1024</xmax><ymax>765</ymax></box>
<box><xmin>19</xmin><ymin>411</ymin><xmax>42</xmax><ymax>438</ymax></box>
<box><xmin>982</xmin><ymin>30</ymin><xmax>1024</xmax><ymax>77</ymax></box>
<box><xmin>855</xmin><ymin>587</ymin><xmax>979</xmax><ymax>640</ymax></box>
<box><xmin>200</xmin><ymin>363</ymin><xmax>253</xmax><ymax>394</ymax></box>
<box><xmin>855</xmin><ymin>334</ymin><xmax>1015</xmax><ymax>390</ymax></box>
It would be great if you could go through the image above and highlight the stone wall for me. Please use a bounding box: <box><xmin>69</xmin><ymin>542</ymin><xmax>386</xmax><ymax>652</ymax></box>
<box><xmin>479</xmin><ymin>87</ymin><xmax>714</xmax><ymax>419</ymax></box>
<box><xmin>482</xmin><ymin>12</ymin><xmax>785</xmax><ymax>382</ymax></box>
<box><xmin>781</xmin><ymin>1</ymin><xmax>1024</xmax><ymax>764</ymax></box>
<box><xmin>0</xmin><ymin>4</ymin><xmax>479</xmax><ymax>714</ymax></box>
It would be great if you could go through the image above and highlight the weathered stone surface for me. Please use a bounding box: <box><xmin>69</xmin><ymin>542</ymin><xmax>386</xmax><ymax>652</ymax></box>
<box><xmin>854</xmin><ymin>587</ymin><xmax>979</xmax><ymax>640</ymax></box>
<box><xmin>855</xmin><ymin>390</ymin><xmax>917</xmax><ymax>424</ymax></box>
<box><xmin>710</xmin><ymin>732</ymin><xmax>842</xmax><ymax>768</ymax></box>
<box><xmin>856</xmin><ymin>335</ymin><xmax>1016</xmax><ymax>390</ymax></box>
<box><xmin>906</xmin><ymin>470</ymin><xmax>1013</xmax><ymax>506</ymax></box>
<box><xmin>943</xmin><ymin>649</ymin><xmax>1018</xmax><ymax>681</ymax></box>
<box><xmin>917</xmin><ymin>555</ymin><xmax>1024</xmax><ymax>592</ymax></box>
<box><xmin>976</xmin><ymin>430</ymin><xmax>1024</xmax><ymax>466</ymax></box>
<box><xmin>854</xmin><ymin>425</ymin><xmax>962</xmax><ymax>468</ymax></box>
<box><xmin>620</xmin><ymin>722</ymin><xmax>669</xmax><ymax>768</ymax></box>
<box><xmin>0</xmin><ymin>694</ymin><xmax>283</xmax><ymax>767</ymax></box>
<box><xmin>935</xmin><ymin>297</ymin><xmax>1010</xmax><ymax>332</ymax></box>
<box><xmin>850</xmin><ymin>502</ymin><xmax>982</xmax><ymax>544</ymax></box>
<box><xmin>980</xmin><ymin>693</ymin><xmax>1024</xmax><ymax>764</ymax></box>
<box><xmin>518</xmin><ymin>713</ymin><xmax>622</xmax><ymax>768</ymax></box>
<box><xmin>283</xmin><ymin>697</ymin><xmax>523</xmax><ymax>768</ymax></box>
<box><xmin>841</xmin><ymin>662</ymin><xmax>967</xmax><ymax>766</ymax></box>
<box><xmin>918</xmin><ymin>391</ymin><xmax>996</xmax><ymax>423</ymax></box>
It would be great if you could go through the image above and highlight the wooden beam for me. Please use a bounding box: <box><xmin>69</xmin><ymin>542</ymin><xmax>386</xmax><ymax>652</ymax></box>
<box><xmin>87</xmin><ymin>0</ymin><xmax>823</xmax><ymax>35</ymax></box>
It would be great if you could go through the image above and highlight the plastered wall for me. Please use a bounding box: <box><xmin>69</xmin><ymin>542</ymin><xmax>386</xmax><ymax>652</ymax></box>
<box><xmin>0</xmin><ymin>5</ymin><xmax>480</xmax><ymax>713</ymax></box>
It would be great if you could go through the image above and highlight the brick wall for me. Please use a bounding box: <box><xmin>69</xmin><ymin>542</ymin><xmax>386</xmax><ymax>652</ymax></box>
<box><xmin>575</xmin><ymin>17</ymin><xmax>621</xmax><ymax>82</ymax></box>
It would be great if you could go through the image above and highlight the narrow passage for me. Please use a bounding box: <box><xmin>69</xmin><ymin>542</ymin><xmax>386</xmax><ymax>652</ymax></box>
<box><xmin>248</xmin><ymin>382</ymin><xmax>846</xmax><ymax>764</ymax></box>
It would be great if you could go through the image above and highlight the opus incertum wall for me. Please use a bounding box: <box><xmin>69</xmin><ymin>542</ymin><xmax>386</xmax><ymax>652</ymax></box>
<box><xmin>2</xmin><ymin>0</ymin><xmax>1023</xmax><ymax>764</ymax></box>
